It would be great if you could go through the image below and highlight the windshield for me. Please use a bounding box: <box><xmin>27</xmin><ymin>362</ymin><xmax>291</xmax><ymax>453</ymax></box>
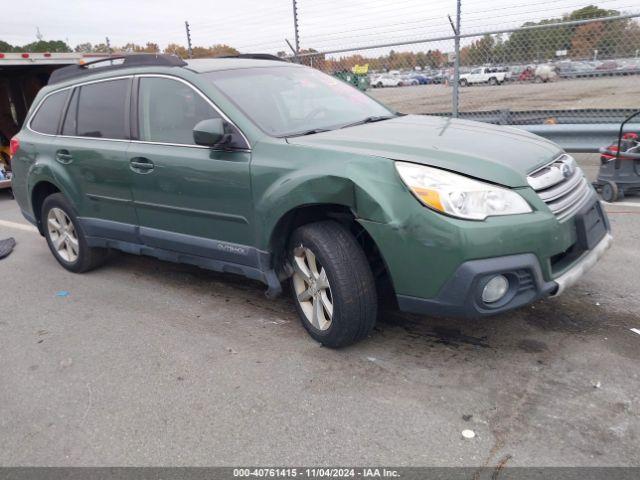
<box><xmin>203</xmin><ymin>66</ymin><xmax>394</xmax><ymax>137</ymax></box>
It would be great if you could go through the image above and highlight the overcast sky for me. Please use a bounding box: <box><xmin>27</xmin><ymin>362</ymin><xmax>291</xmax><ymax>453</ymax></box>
<box><xmin>3</xmin><ymin>0</ymin><xmax>638</xmax><ymax>54</ymax></box>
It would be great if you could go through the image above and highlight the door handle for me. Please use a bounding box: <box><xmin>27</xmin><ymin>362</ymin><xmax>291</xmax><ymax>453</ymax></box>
<box><xmin>55</xmin><ymin>149</ymin><xmax>73</xmax><ymax>164</ymax></box>
<box><xmin>129</xmin><ymin>157</ymin><xmax>155</xmax><ymax>174</ymax></box>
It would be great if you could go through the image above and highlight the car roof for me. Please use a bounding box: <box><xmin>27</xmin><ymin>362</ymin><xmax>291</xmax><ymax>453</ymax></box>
<box><xmin>47</xmin><ymin>54</ymin><xmax>299</xmax><ymax>88</ymax></box>
<box><xmin>186</xmin><ymin>58</ymin><xmax>300</xmax><ymax>73</ymax></box>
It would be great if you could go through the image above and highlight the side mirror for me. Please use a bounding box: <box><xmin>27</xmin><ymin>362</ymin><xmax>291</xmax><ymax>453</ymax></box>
<box><xmin>193</xmin><ymin>118</ymin><xmax>227</xmax><ymax>147</ymax></box>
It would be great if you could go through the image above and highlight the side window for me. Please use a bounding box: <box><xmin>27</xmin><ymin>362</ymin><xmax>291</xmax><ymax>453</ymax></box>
<box><xmin>30</xmin><ymin>90</ymin><xmax>68</xmax><ymax>135</ymax></box>
<box><xmin>137</xmin><ymin>77</ymin><xmax>221</xmax><ymax>145</ymax></box>
<box><xmin>61</xmin><ymin>88</ymin><xmax>78</xmax><ymax>136</ymax></box>
<box><xmin>76</xmin><ymin>79</ymin><xmax>129</xmax><ymax>139</ymax></box>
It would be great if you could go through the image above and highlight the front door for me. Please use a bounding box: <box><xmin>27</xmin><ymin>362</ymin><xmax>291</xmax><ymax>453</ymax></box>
<box><xmin>127</xmin><ymin>75</ymin><xmax>254</xmax><ymax>264</ymax></box>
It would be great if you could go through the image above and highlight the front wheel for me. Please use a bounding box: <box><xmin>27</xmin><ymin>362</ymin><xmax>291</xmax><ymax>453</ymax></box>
<box><xmin>289</xmin><ymin>221</ymin><xmax>377</xmax><ymax>348</ymax></box>
<box><xmin>488</xmin><ymin>77</ymin><xmax>498</xmax><ymax>85</ymax></box>
<box><xmin>42</xmin><ymin>193</ymin><xmax>109</xmax><ymax>273</ymax></box>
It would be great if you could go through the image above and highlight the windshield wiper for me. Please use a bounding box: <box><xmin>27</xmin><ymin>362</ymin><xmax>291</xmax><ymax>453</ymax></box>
<box><xmin>286</xmin><ymin>128</ymin><xmax>333</xmax><ymax>137</ymax></box>
<box><xmin>339</xmin><ymin>114</ymin><xmax>398</xmax><ymax>130</ymax></box>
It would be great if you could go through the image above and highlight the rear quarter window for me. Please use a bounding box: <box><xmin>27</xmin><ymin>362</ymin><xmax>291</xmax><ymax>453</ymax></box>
<box><xmin>30</xmin><ymin>90</ymin><xmax>69</xmax><ymax>135</ymax></box>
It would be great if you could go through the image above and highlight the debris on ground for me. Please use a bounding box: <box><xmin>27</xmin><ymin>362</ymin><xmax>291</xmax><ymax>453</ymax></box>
<box><xmin>630</xmin><ymin>328</ymin><xmax>640</xmax><ymax>336</ymax></box>
<box><xmin>592</xmin><ymin>380</ymin><xmax>602</xmax><ymax>389</ymax></box>
<box><xmin>59</xmin><ymin>358</ymin><xmax>73</xmax><ymax>368</ymax></box>
<box><xmin>0</xmin><ymin>237</ymin><xmax>16</xmax><ymax>259</ymax></box>
<box><xmin>461</xmin><ymin>429</ymin><xmax>476</xmax><ymax>439</ymax></box>
<box><xmin>462</xmin><ymin>414</ymin><xmax>473</xmax><ymax>422</ymax></box>
<box><xmin>55</xmin><ymin>291</ymin><xmax>70</xmax><ymax>297</ymax></box>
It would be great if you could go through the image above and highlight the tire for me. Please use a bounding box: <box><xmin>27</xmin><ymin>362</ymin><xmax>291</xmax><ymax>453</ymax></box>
<box><xmin>376</xmin><ymin>82</ymin><xmax>383</xmax><ymax>88</ymax></box>
<box><xmin>534</xmin><ymin>76</ymin><xmax>544</xmax><ymax>83</ymax></box>
<box><xmin>288</xmin><ymin>221</ymin><xmax>377</xmax><ymax>348</ymax></box>
<box><xmin>459</xmin><ymin>79</ymin><xmax>468</xmax><ymax>87</ymax></box>
<box><xmin>488</xmin><ymin>77</ymin><xmax>497</xmax><ymax>85</ymax></box>
<box><xmin>601</xmin><ymin>181</ymin><xmax>619</xmax><ymax>203</ymax></box>
<box><xmin>41</xmin><ymin>193</ymin><xmax>109</xmax><ymax>273</ymax></box>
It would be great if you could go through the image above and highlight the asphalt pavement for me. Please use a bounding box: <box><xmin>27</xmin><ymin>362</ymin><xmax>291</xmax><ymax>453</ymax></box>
<box><xmin>1</xmin><ymin>155</ymin><xmax>639</xmax><ymax>467</ymax></box>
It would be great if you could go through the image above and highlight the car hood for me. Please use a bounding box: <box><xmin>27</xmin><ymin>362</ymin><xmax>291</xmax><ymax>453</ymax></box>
<box><xmin>286</xmin><ymin>115</ymin><xmax>563</xmax><ymax>187</ymax></box>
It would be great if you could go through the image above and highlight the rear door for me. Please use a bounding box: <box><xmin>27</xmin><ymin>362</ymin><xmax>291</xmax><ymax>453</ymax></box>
<box><xmin>56</xmin><ymin>77</ymin><xmax>137</xmax><ymax>241</ymax></box>
<box><xmin>127</xmin><ymin>75</ymin><xmax>254</xmax><ymax>261</ymax></box>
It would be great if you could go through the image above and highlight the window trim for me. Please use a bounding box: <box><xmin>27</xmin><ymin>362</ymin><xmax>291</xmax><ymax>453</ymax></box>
<box><xmin>133</xmin><ymin>74</ymin><xmax>251</xmax><ymax>151</ymax></box>
<box><xmin>27</xmin><ymin>73</ymin><xmax>251</xmax><ymax>152</ymax></box>
<box><xmin>27</xmin><ymin>75</ymin><xmax>134</xmax><ymax>143</ymax></box>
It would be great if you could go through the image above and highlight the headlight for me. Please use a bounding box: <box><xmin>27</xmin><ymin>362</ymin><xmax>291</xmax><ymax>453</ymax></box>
<box><xmin>395</xmin><ymin>161</ymin><xmax>532</xmax><ymax>220</ymax></box>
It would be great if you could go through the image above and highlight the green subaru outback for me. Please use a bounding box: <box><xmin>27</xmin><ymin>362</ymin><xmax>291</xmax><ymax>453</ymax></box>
<box><xmin>10</xmin><ymin>54</ymin><xmax>611</xmax><ymax>347</ymax></box>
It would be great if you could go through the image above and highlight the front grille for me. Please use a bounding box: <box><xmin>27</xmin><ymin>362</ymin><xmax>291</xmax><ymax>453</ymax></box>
<box><xmin>527</xmin><ymin>154</ymin><xmax>593</xmax><ymax>222</ymax></box>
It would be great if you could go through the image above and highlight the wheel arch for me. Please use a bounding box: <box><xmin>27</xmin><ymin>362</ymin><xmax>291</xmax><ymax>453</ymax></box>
<box><xmin>30</xmin><ymin>180</ymin><xmax>62</xmax><ymax>235</ymax></box>
<box><xmin>268</xmin><ymin>203</ymin><xmax>397</xmax><ymax>304</ymax></box>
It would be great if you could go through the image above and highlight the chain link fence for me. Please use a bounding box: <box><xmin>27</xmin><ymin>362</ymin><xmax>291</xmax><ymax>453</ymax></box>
<box><xmin>286</xmin><ymin>1</ymin><xmax>640</xmax><ymax>128</ymax></box>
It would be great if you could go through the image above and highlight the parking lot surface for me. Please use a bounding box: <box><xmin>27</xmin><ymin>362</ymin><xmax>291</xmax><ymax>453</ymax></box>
<box><xmin>370</xmin><ymin>76</ymin><xmax>640</xmax><ymax>113</ymax></box>
<box><xmin>1</xmin><ymin>155</ymin><xmax>639</xmax><ymax>467</ymax></box>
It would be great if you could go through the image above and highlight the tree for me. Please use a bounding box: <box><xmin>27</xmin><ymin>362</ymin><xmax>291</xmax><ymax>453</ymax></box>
<box><xmin>21</xmin><ymin>40</ymin><xmax>71</xmax><ymax>53</ymax></box>
<box><xmin>74</xmin><ymin>42</ymin><xmax>93</xmax><ymax>53</ymax></box>
<box><xmin>571</xmin><ymin>22</ymin><xmax>605</xmax><ymax>59</ymax></box>
<box><xmin>164</xmin><ymin>43</ymin><xmax>189</xmax><ymax>58</ymax></box>
<box><xmin>0</xmin><ymin>40</ymin><xmax>14</xmax><ymax>52</ymax></box>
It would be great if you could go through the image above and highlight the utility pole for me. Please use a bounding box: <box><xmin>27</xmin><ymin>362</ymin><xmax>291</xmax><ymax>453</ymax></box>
<box><xmin>451</xmin><ymin>0</ymin><xmax>461</xmax><ymax>118</ymax></box>
<box><xmin>185</xmin><ymin>21</ymin><xmax>193</xmax><ymax>59</ymax></box>
<box><xmin>292</xmin><ymin>0</ymin><xmax>300</xmax><ymax>59</ymax></box>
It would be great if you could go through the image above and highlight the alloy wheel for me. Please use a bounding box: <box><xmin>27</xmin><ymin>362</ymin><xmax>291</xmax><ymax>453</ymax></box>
<box><xmin>292</xmin><ymin>246</ymin><xmax>334</xmax><ymax>331</ymax></box>
<box><xmin>47</xmin><ymin>207</ymin><xmax>79</xmax><ymax>263</ymax></box>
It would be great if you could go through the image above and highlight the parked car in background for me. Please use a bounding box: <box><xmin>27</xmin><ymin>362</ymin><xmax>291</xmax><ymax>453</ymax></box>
<box><xmin>400</xmin><ymin>75</ymin><xmax>419</xmax><ymax>86</ymax></box>
<box><xmin>407</xmin><ymin>72</ymin><xmax>431</xmax><ymax>85</ymax></box>
<box><xmin>430</xmin><ymin>70</ymin><xmax>449</xmax><ymax>84</ymax></box>
<box><xmin>533</xmin><ymin>64</ymin><xmax>558</xmax><ymax>83</ymax></box>
<box><xmin>370</xmin><ymin>73</ymin><xmax>403</xmax><ymax>88</ymax></box>
<box><xmin>620</xmin><ymin>59</ymin><xmax>640</xmax><ymax>75</ymax></box>
<box><xmin>556</xmin><ymin>61</ymin><xmax>596</xmax><ymax>79</ymax></box>
<box><xmin>459</xmin><ymin>67</ymin><xmax>508</xmax><ymax>86</ymax></box>
<box><xmin>595</xmin><ymin>60</ymin><xmax>620</xmax><ymax>73</ymax></box>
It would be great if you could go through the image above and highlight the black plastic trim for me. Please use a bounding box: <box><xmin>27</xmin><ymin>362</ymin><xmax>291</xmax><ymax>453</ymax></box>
<box><xmin>397</xmin><ymin>253</ymin><xmax>558</xmax><ymax>318</ymax></box>
<box><xmin>48</xmin><ymin>54</ymin><xmax>187</xmax><ymax>85</ymax></box>
<box><xmin>77</xmin><ymin>217</ymin><xmax>282</xmax><ymax>297</ymax></box>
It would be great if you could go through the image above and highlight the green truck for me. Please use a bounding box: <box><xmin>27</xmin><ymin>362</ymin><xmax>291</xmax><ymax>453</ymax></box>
<box><xmin>10</xmin><ymin>54</ymin><xmax>611</xmax><ymax>347</ymax></box>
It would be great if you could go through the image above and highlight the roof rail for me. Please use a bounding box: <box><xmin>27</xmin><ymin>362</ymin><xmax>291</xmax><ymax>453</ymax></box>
<box><xmin>48</xmin><ymin>54</ymin><xmax>188</xmax><ymax>85</ymax></box>
<box><xmin>217</xmin><ymin>53</ymin><xmax>288</xmax><ymax>62</ymax></box>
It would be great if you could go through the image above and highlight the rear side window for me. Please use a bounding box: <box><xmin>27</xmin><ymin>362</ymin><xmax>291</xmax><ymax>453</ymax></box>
<box><xmin>30</xmin><ymin>90</ymin><xmax>68</xmax><ymax>135</ymax></box>
<box><xmin>75</xmin><ymin>79</ymin><xmax>129</xmax><ymax>139</ymax></box>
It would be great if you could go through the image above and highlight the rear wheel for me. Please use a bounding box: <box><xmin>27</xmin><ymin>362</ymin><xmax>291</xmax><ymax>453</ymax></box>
<box><xmin>459</xmin><ymin>79</ymin><xmax>468</xmax><ymax>87</ymax></box>
<box><xmin>42</xmin><ymin>193</ymin><xmax>109</xmax><ymax>273</ymax></box>
<box><xmin>289</xmin><ymin>221</ymin><xmax>377</xmax><ymax>348</ymax></box>
<box><xmin>601</xmin><ymin>181</ymin><xmax>619</xmax><ymax>203</ymax></box>
<box><xmin>488</xmin><ymin>77</ymin><xmax>498</xmax><ymax>85</ymax></box>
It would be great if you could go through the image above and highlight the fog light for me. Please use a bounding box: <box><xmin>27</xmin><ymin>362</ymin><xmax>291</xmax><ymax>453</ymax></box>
<box><xmin>482</xmin><ymin>275</ymin><xmax>509</xmax><ymax>303</ymax></box>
